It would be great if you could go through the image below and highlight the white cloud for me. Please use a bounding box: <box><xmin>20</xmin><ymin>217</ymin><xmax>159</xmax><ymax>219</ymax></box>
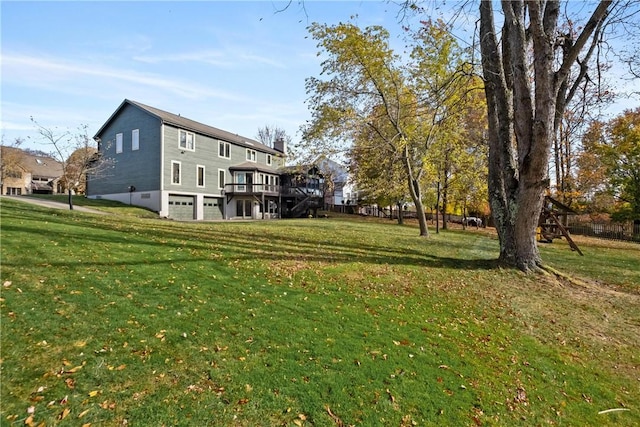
<box><xmin>2</xmin><ymin>53</ymin><xmax>249</xmax><ymax>102</ymax></box>
<box><xmin>134</xmin><ymin>50</ymin><xmax>232</xmax><ymax>67</ymax></box>
<box><xmin>134</xmin><ymin>48</ymin><xmax>286</xmax><ymax>69</ymax></box>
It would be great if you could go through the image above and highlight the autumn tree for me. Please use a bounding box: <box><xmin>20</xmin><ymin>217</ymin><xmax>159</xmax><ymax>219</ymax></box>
<box><xmin>409</xmin><ymin>19</ymin><xmax>478</xmax><ymax>230</ymax></box>
<box><xmin>477</xmin><ymin>0</ymin><xmax>636</xmax><ymax>271</ymax></box>
<box><xmin>549</xmin><ymin>20</ymin><xmax>617</xmax><ymax>207</ymax></box>
<box><xmin>31</xmin><ymin>119</ymin><xmax>113</xmax><ymax>210</ymax></box>
<box><xmin>0</xmin><ymin>138</ymin><xmax>26</xmax><ymax>195</ymax></box>
<box><xmin>446</xmin><ymin>82</ymin><xmax>489</xmax><ymax>223</ymax></box>
<box><xmin>302</xmin><ymin>23</ymin><xmax>431</xmax><ymax>236</ymax></box>
<box><xmin>576</xmin><ymin>119</ymin><xmax>614</xmax><ymax>214</ymax></box>
<box><xmin>582</xmin><ymin>108</ymin><xmax>640</xmax><ymax>219</ymax></box>
<box><xmin>303</xmin><ymin>20</ymin><xmax>476</xmax><ymax>237</ymax></box>
<box><xmin>349</xmin><ymin>113</ymin><xmax>409</xmax><ymax>224</ymax></box>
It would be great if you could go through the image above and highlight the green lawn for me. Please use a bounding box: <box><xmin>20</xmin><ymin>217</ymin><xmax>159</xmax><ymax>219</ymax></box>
<box><xmin>1</xmin><ymin>197</ymin><xmax>638</xmax><ymax>426</ymax></box>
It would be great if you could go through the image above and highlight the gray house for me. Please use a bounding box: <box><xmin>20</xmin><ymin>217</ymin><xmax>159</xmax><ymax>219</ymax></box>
<box><xmin>87</xmin><ymin>99</ymin><xmax>286</xmax><ymax>220</ymax></box>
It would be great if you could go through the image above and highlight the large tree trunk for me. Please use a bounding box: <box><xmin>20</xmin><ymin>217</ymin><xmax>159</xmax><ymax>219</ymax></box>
<box><xmin>479</xmin><ymin>0</ymin><xmax>613</xmax><ymax>272</ymax></box>
<box><xmin>480</xmin><ymin>0</ymin><xmax>550</xmax><ymax>271</ymax></box>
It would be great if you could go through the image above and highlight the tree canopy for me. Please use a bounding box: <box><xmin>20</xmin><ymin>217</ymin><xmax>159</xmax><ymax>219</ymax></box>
<box><xmin>302</xmin><ymin>19</ymin><xmax>483</xmax><ymax>236</ymax></box>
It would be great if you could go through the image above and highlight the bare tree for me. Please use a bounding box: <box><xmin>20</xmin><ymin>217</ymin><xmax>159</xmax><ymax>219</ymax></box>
<box><xmin>256</xmin><ymin>125</ymin><xmax>291</xmax><ymax>151</ymax></box>
<box><xmin>30</xmin><ymin>118</ymin><xmax>113</xmax><ymax>210</ymax></box>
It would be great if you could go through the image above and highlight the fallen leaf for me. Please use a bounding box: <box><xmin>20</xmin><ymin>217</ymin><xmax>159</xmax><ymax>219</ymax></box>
<box><xmin>58</xmin><ymin>408</ymin><xmax>70</xmax><ymax>420</ymax></box>
<box><xmin>88</xmin><ymin>390</ymin><xmax>100</xmax><ymax>397</ymax></box>
<box><xmin>386</xmin><ymin>388</ymin><xmax>396</xmax><ymax>403</ymax></box>
<box><xmin>99</xmin><ymin>400</ymin><xmax>116</xmax><ymax>410</ymax></box>
<box><xmin>25</xmin><ymin>415</ymin><xmax>34</xmax><ymax>426</ymax></box>
<box><xmin>78</xmin><ymin>409</ymin><xmax>91</xmax><ymax>418</ymax></box>
<box><xmin>3</xmin><ymin>281</ymin><xmax>11</xmax><ymax>288</ymax></box>
<box><xmin>65</xmin><ymin>378</ymin><xmax>76</xmax><ymax>389</ymax></box>
<box><xmin>27</xmin><ymin>406</ymin><xmax>35</xmax><ymax>414</ymax></box>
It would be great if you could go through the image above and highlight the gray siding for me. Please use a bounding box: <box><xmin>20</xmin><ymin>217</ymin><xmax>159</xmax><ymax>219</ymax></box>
<box><xmin>162</xmin><ymin>125</ymin><xmax>282</xmax><ymax>192</ymax></box>
<box><xmin>88</xmin><ymin>104</ymin><xmax>162</xmax><ymax>195</ymax></box>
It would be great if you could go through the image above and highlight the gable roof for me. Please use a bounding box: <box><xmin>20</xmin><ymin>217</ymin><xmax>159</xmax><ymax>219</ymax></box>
<box><xmin>95</xmin><ymin>99</ymin><xmax>282</xmax><ymax>155</ymax></box>
<box><xmin>229</xmin><ymin>161</ymin><xmax>281</xmax><ymax>174</ymax></box>
<box><xmin>1</xmin><ymin>146</ymin><xmax>63</xmax><ymax>178</ymax></box>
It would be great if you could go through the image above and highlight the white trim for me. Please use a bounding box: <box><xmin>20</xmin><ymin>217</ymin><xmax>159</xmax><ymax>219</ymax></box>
<box><xmin>218</xmin><ymin>168</ymin><xmax>226</xmax><ymax>190</ymax></box>
<box><xmin>160</xmin><ymin>124</ymin><xmax>165</xmax><ymax>190</ymax></box>
<box><xmin>116</xmin><ymin>132</ymin><xmax>123</xmax><ymax>153</ymax></box>
<box><xmin>196</xmin><ymin>164</ymin><xmax>205</xmax><ymax>188</ymax></box>
<box><xmin>246</xmin><ymin>149</ymin><xmax>256</xmax><ymax>162</ymax></box>
<box><xmin>218</xmin><ymin>140</ymin><xmax>230</xmax><ymax>159</ymax></box>
<box><xmin>195</xmin><ymin>193</ymin><xmax>204</xmax><ymax>220</ymax></box>
<box><xmin>132</xmin><ymin>129</ymin><xmax>139</xmax><ymax>151</ymax></box>
<box><xmin>179</xmin><ymin>129</ymin><xmax>196</xmax><ymax>151</ymax></box>
<box><xmin>171</xmin><ymin>160</ymin><xmax>182</xmax><ymax>185</ymax></box>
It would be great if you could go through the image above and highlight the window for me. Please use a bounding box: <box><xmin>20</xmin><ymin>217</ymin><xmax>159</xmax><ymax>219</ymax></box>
<box><xmin>179</xmin><ymin>130</ymin><xmax>195</xmax><ymax>151</ymax></box>
<box><xmin>132</xmin><ymin>129</ymin><xmax>139</xmax><ymax>151</ymax></box>
<box><xmin>218</xmin><ymin>141</ymin><xmax>230</xmax><ymax>158</ymax></box>
<box><xmin>218</xmin><ymin>169</ymin><xmax>226</xmax><ymax>190</ymax></box>
<box><xmin>246</xmin><ymin>149</ymin><xmax>256</xmax><ymax>162</ymax></box>
<box><xmin>266</xmin><ymin>154</ymin><xmax>272</xmax><ymax>165</ymax></box>
<box><xmin>197</xmin><ymin>165</ymin><xmax>205</xmax><ymax>187</ymax></box>
<box><xmin>172</xmin><ymin>161</ymin><xmax>181</xmax><ymax>185</ymax></box>
<box><xmin>236</xmin><ymin>172</ymin><xmax>246</xmax><ymax>192</ymax></box>
<box><xmin>116</xmin><ymin>133</ymin><xmax>123</xmax><ymax>153</ymax></box>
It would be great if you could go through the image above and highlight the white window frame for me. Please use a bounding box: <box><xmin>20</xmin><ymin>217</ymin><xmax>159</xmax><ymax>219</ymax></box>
<box><xmin>218</xmin><ymin>169</ymin><xmax>226</xmax><ymax>190</ymax></box>
<box><xmin>218</xmin><ymin>141</ymin><xmax>230</xmax><ymax>159</ymax></box>
<box><xmin>266</xmin><ymin>154</ymin><xmax>272</xmax><ymax>165</ymax></box>
<box><xmin>196</xmin><ymin>164</ymin><xmax>205</xmax><ymax>188</ymax></box>
<box><xmin>171</xmin><ymin>161</ymin><xmax>181</xmax><ymax>185</ymax></box>
<box><xmin>132</xmin><ymin>129</ymin><xmax>139</xmax><ymax>151</ymax></box>
<box><xmin>179</xmin><ymin>130</ymin><xmax>195</xmax><ymax>151</ymax></box>
<box><xmin>116</xmin><ymin>133</ymin><xmax>123</xmax><ymax>154</ymax></box>
<box><xmin>246</xmin><ymin>149</ymin><xmax>256</xmax><ymax>162</ymax></box>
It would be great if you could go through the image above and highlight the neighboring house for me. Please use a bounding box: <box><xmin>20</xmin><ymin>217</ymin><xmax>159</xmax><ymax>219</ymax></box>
<box><xmin>0</xmin><ymin>146</ymin><xmax>63</xmax><ymax>195</ymax></box>
<box><xmin>315</xmin><ymin>156</ymin><xmax>358</xmax><ymax>208</ymax></box>
<box><xmin>88</xmin><ymin>99</ymin><xmax>318</xmax><ymax>220</ymax></box>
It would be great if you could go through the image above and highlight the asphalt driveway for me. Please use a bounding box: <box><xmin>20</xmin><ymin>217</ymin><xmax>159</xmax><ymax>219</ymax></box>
<box><xmin>1</xmin><ymin>195</ymin><xmax>109</xmax><ymax>214</ymax></box>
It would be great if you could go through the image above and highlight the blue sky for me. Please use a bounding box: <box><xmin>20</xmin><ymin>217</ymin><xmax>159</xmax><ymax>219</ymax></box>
<box><xmin>2</xmin><ymin>1</ymin><xmax>637</xmax><ymax>154</ymax></box>
<box><xmin>1</xmin><ymin>1</ymin><xmax>415</xmax><ymax>151</ymax></box>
